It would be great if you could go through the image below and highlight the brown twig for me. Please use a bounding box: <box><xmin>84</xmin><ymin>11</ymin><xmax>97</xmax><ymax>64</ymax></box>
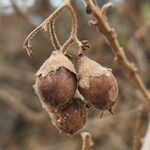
<box><xmin>23</xmin><ymin>0</ymin><xmax>69</xmax><ymax>56</ymax></box>
<box><xmin>83</xmin><ymin>2</ymin><xmax>150</xmax><ymax>149</ymax></box>
<box><xmin>10</xmin><ymin>0</ymin><xmax>51</xmax><ymax>47</ymax></box>
<box><xmin>23</xmin><ymin>0</ymin><xmax>84</xmax><ymax>56</ymax></box>
<box><xmin>48</xmin><ymin>19</ymin><xmax>61</xmax><ymax>50</ymax></box>
<box><xmin>81</xmin><ymin>132</ymin><xmax>94</xmax><ymax>150</ymax></box>
<box><xmin>134</xmin><ymin>105</ymin><xmax>144</xmax><ymax>150</ymax></box>
<box><xmin>83</xmin><ymin>0</ymin><xmax>150</xmax><ymax>103</ymax></box>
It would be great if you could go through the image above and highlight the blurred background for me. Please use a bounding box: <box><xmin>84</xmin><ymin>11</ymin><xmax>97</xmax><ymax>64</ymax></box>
<box><xmin>0</xmin><ymin>0</ymin><xmax>150</xmax><ymax>149</ymax></box>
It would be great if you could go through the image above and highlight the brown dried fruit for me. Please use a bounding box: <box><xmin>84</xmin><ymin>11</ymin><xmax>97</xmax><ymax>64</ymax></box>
<box><xmin>78</xmin><ymin>55</ymin><xmax>118</xmax><ymax>111</ymax></box>
<box><xmin>51</xmin><ymin>98</ymin><xmax>87</xmax><ymax>135</ymax></box>
<box><xmin>34</xmin><ymin>51</ymin><xmax>77</xmax><ymax>111</ymax></box>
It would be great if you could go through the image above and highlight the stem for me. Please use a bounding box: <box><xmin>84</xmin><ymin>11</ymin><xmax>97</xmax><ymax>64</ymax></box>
<box><xmin>48</xmin><ymin>19</ymin><xmax>61</xmax><ymax>50</ymax></box>
<box><xmin>23</xmin><ymin>0</ymin><xmax>69</xmax><ymax>56</ymax></box>
<box><xmin>23</xmin><ymin>0</ymin><xmax>83</xmax><ymax>56</ymax></box>
<box><xmin>60</xmin><ymin>3</ymin><xmax>83</xmax><ymax>53</ymax></box>
<box><xmin>134</xmin><ymin>105</ymin><xmax>144</xmax><ymax>150</ymax></box>
<box><xmin>81</xmin><ymin>132</ymin><xmax>93</xmax><ymax>150</ymax></box>
<box><xmin>83</xmin><ymin>0</ymin><xmax>150</xmax><ymax>103</ymax></box>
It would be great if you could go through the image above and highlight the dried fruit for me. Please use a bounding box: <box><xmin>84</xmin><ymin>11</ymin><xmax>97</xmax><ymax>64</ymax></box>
<box><xmin>51</xmin><ymin>98</ymin><xmax>87</xmax><ymax>135</ymax></box>
<box><xmin>78</xmin><ymin>55</ymin><xmax>118</xmax><ymax>111</ymax></box>
<box><xmin>34</xmin><ymin>51</ymin><xmax>77</xmax><ymax>111</ymax></box>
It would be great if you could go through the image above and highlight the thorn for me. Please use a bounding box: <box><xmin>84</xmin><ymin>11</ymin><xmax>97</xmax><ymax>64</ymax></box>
<box><xmin>129</xmin><ymin>63</ymin><xmax>138</xmax><ymax>72</ymax></box>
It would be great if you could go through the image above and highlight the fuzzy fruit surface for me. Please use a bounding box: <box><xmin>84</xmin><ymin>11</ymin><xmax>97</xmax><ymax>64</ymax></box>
<box><xmin>79</xmin><ymin>74</ymin><xmax>118</xmax><ymax>110</ymax></box>
<box><xmin>35</xmin><ymin>67</ymin><xmax>77</xmax><ymax>109</ymax></box>
<box><xmin>53</xmin><ymin>98</ymin><xmax>87</xmax><ymax>135</ymax></box>
<box><xmin>78</xmin><ymin>55</ymin><xmax>118</xmax><ymax>110</ymax></box>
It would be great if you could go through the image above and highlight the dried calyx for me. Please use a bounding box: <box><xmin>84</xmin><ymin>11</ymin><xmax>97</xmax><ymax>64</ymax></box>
<box><xmin>78</xmin><ymin>55</ymin><xmax>118</xmax><ymax>112</ymax></box>
<box><xmin>34</xmin><ymin>50</ymin><xmax>78</xmax><ymax>112</ymax></box>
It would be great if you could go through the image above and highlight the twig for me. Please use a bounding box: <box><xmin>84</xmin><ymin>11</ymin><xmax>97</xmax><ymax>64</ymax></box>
<box><xmin>23</xmin><ymin>0</ymin><xmax>69</xmax><ymax>56</ymax></box>
<box><xmin>10</xmin><ymin>0</ymin><xmax>51</xmax><ymax>46</ymax></box>
<box><xmin>81</xmin><ymin>132</ymin><xmax>94</xmax><ymax>150</ymax></box>
<box><xmin>23</xmin><ymin>0</ymin><xmax>84</xmax><ymax>56</ymax></box>
<box><xmin>59</xmin><ymin>3</ymin><xmax>83</xmax><ymax>54</ymax></box>
<box><xmin>48</xmin><ymin>19</ymin><xmax>61</xmax><ymax>50</ymax></box>
<box><xmin>83</xmin><ymin>0</ymin><xmax>150</xmax><ymax>103</ymax></box>
<box><xmin>23</xmin><ymin>0</ymin><xmax>88</xmax><ymax>57</ymax></box>
<box><xmin>134</xmin><ymin>105</ymin><xmax>144</xmax><ymax>150</ymax></box>
<box><xmin>83</xmin><ymin>2</ymin><xmax>150</xmax><ymax>150</ymax></box>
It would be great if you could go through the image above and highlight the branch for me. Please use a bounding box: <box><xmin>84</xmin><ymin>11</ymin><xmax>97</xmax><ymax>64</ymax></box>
<box><xmin>23</xmin><ymin>0</ymin><xmax>69</xmax><ymax>56</ymax></box>
<box><xmin>48</xmin><ymin>19</ymin><xmax>61</xmax><ymax>50</ymax></box>
<box><xmin>59</xmin><ymin>3</ymin><xmax>82</xmax><ymax>53</ymax></box>
<box><xmin>23</xmin><ymin>0</ymin><xmax>88</xmax><ymax>57</ymax></box>
<box><xmin>83</xmin><ymin>0</ymin><xmax>150</xmax><ymax>103</ymax></box>
<box><xmin>134</xmin><ymin>105</ymin><xmax>144</xmax><ymax>150</ymax></box>
<box><xmin>81</xmin><ymin>132</ymin><xmax>94</xmax><ymax>150</ymax></box>
<box><xmin>11</xmin><ymin>0</ymin><xmax>51</xmax><ymax>49</ymax></box>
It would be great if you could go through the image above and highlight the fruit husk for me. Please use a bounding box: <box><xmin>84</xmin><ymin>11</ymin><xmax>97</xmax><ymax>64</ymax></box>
<box><xmin>52</xmin><ymin>98</ymin><xmax>87</xmax><ymax>135</ymax></box>
<box><xmin>36</xmin><ymin>50</ymin><xmax>77</xmax><ymax>77</ymax></box>
<box><xmin>79</xmin><ymin>74</ymin><xmax>118</xmax><ymax>110</ymax></box>
<box><xmin>34</xmin><ymin>50</ymin><xmax>78</xmax><ymax>111</ymax></box>
<box><xmin>78</xmin><ymin>55</ymin><xmax>118</xmax><ymax>110</ymax></box>
<box><xmin>78</xmin><ymin>55</ymin><xmax>112</xmax><ymax>89</ymax></box>
<box><xmin>36</xmin><ymin>67</ymin><xmax>78</xmax><ymax>110</ymax></box>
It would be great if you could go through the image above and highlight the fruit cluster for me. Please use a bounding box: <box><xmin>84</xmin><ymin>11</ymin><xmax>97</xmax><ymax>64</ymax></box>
<box><xmin>34</xmin><ymin>50</ymin><xmax>118</xmax><ymax>135</ymax></box>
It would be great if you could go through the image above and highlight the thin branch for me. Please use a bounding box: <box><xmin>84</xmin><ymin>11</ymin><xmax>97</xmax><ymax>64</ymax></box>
<box><xmin>60</xmin><ymin>3</ymin><xmax>83</xmax><ymax>53</ymax></box>
<box><xmin>134</xmin><ymin>105</ymin><xmax>144</xmax><ymax>150</ymax></box>
<box><xmin>81</xmin><ymin>132</ymin><xmax>94</xmax><ymax>150</ymax></box>
<box><xmin>11</xmin><ymin>0</ymin><xmax>52</xmax><ymax>49</ymax></box>
<box><xmin>48</xmin><ymin>19</ymin><xmax>61</xmax><ymax>50</ymax></box>
<box><xmin>83</xmin><ymin>0</ymin><xmax>150</xmax><ymax>103</ymax></box>
<box><xmin>23</xmin><ymin>0</ymin><xmax>70</xmax><ymax>56</ymax></box>
<box><xmin>23</xmin><ymin>0</ymin><xmax>87</xmax><ymax>57</ymax></box>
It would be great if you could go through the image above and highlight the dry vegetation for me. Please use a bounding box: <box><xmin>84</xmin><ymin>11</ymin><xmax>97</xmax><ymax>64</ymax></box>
<box><xmin>0</xmin><ymin>0</ymin><xmax>150</xmax><ymax>150</ymax></box>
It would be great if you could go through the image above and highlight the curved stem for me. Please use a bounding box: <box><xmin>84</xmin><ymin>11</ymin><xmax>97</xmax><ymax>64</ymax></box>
<box><xmin>48</xmin><ymin>19</ymin><xmax>61</xmax><ymax>50</ymax></box>
<box><xmin>23</xmin><ymin>0</ymin><xmax>69</xmax><ymax>56</ymax></box>
<box><xmin>66</xmin><ymin>3</ymin><xmax>78</xmax><ymax>38</ymax></box>
<box><xmin>60</xmin><ymin>3</ymin><xmax>83</xmax><ymax>54</ymax></box>
<box><xmin>23</xmin><ymin>0</ymin><xmax>84</xmax><ymax>57</ymax></box>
